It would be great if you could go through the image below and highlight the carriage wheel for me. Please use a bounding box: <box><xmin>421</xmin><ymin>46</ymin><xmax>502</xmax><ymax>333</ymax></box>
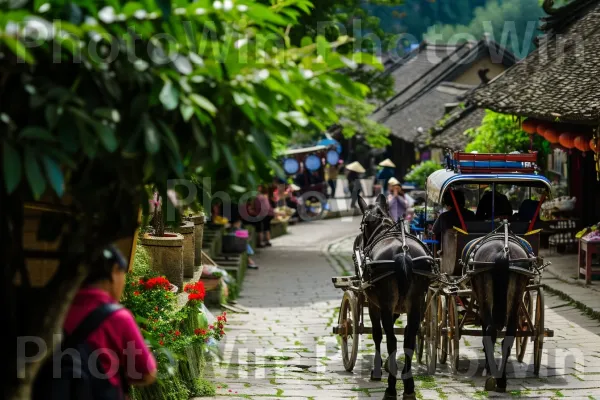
<box><xmin>534</xmin><ymin>288</ymin><xmax>545</xmax><ymax>376</ymax></box>
<box><xmin>339</xmin><ymin>291</ymin><xmax>360</xmax><ymax>372</ymax></box>
<box><xmin>425</xmin><ymin>289</ymin><xmax>438</xmax><ymax>375</ymax></box>
<box><xmin>437</xmin><ymin>295</ymin><xmax>448</xmax><ymax>365</ymax></box>
<box><xmin>416</xmin><ymin>298</ymin><xmax>425</xmax><ymax>364</ymax></box>
<box><xmin>516</xmin><ymin>291</ymin><xmax>533</xmax><ymax>362</ymax></box>
<box><xmin>447</xmin><ymin>295</ymin><xmax>460</xmax><ymax>374</ymax></box>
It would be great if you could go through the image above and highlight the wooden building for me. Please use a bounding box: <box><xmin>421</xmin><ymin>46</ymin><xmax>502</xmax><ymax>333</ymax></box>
<box><xmin>371</xmin><ymin>38</ymin><xmax>516</xmax><ymax>177</ymax></box>
<box><xmin>469</xmin><ymin>0</ymin><xmax>600</xmax><ymax>223</ymax></box>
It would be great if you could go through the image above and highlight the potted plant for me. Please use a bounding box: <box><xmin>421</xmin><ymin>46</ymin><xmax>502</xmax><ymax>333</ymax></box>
<box><xmin>141</xmin><ymin>192</ymin><xmax>185</xmax><ymax>289</ymax></box>
<box><xmin>176</xmin><ymin>216</ymin><xmax>196</xmax><ymax>278</ymax></box>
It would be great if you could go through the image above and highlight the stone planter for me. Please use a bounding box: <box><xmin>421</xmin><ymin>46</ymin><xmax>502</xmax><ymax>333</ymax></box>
<box><xmin>175</xmin><ymin>221</ymin><xmax>195</xmax><ymax>278</ymax></box>
<box><xmin>190</xmin><ymin>214</ymin><xmax>205</xmax><ymax>269</ymax></box>
<box><xmin>141</xmin><ymin>232</ymin><xmax>184</xmax><ymax>289</ymax></box>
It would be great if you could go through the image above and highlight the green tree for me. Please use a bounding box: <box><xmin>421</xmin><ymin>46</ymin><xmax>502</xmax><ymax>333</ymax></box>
<box><xmin>424</xmin><ymin>0</ymin><xmax>545</xmax><ymax>57</ymax></box>
<box><xmin>465</xmin><ymin>110</ymin><xmax>550</xmax><ymax>163</ymax></box>
<box><xmin>0</xmin><ymin>1</ymin><xmax>381</xmax><ymax>397</ymax></box>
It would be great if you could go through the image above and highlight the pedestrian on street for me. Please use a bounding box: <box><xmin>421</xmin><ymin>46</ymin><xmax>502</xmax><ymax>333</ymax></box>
<box><xmin>387</xmin><ymin>178</ymin><xmax>407</xmax><ymax>223</ymax></box>
<box><xmin>376</xmin><ymin>158</ymin><xmax>396</xmax><ymax>195</ymax></box>
<box><xmin>33</xmin><ymin>245</ymin><xmax>157</xmax><ymax>399</ymax></box>
<box><xmin>346</xmin><ymin>161</ymin><xmax>365</xmax><ymax>209</ymax></box>
<box><xmin>325</xmin><ymin>160</ymin><xmax>342</xmax><ymax>199</ymax></box>
<box><xmin>255</xmin><ymin>184</ymin><xmax>275</xmax><ymax>247</ymax></box>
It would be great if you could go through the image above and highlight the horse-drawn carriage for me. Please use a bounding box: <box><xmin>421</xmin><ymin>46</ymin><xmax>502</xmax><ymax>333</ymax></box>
<box><xmin>332</xmin><ymin>151</ymin><xmax>554</xmax><ymax>397</ymax></box>
<box><xmin>422</xmin><ymin>151</ymin><xmax>554</xmax><ymax>378</ymax></box>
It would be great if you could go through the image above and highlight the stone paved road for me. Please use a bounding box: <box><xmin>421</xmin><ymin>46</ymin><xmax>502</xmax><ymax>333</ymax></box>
<box><xmin>203</xmin><ymin>218</ymin><xmax>600</xmax><ymax>400</ymax></box>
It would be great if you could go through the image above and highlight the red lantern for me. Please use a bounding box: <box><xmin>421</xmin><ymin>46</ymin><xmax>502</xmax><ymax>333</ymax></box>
<box><xmin>559</xmin><ymin>132</ymin><xmax>575</xmax><ymax>149</ymax></box>
<box><xmin>591</xmin><ymin>138</ymin><xmax>599</xmax><ymax>153</ymax></box>
<box><xmin>544</xmin><ymin>128</ymin><xmax>559</xmax><ymax>144</ymax></box>
<box><xmin>536</xmin><ymin>123</ymin><xmax>550</xmax><ymax>137</ymax></box>
<box><xmin>575</xmin><ymin>136</ymin><xmax>590</xmax><ymax>152</ymax></box>
<box><xmin>522</xmin><ymin>119</ymin><xmax>538</xmax><ymax>134</ymax></box>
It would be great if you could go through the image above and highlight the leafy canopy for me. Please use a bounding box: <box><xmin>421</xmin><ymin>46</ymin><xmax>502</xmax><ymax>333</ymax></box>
<box><xmin>0</xmin><ymin>0</ymin><xmax>381</xmax><ymax>218</ymax></box>
<box><xmin>403</xmin><ymin>160</ymin><xmax>444</xmax><ymax>189</ymax></box>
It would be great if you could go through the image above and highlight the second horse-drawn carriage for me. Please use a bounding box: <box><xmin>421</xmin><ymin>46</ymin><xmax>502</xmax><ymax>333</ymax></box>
<box><xmin>332</xmin><ymin>151</ymin><xmax>554</xmax><ymax>396</ymax></box>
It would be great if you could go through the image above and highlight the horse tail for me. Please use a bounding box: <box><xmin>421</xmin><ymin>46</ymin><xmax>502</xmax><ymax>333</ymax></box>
<box><xmin>492</xmin><ymin>250</ymin><xmax>509</xmax><ymax>329</ymax></box>
<box><xmin>393</xmin><ymin>252</ymin><xmax>413</xmax><ymax>295</ymax></box>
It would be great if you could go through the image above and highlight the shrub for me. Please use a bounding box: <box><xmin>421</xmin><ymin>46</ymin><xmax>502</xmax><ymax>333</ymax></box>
<box><xmin>404</xmin><ymin>160</ymin><xmax>444</xmax><ymax>189</ymax></box>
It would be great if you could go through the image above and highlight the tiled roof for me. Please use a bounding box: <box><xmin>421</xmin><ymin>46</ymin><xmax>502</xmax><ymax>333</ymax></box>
<box><xmin>469</xmin><ymin>0</ymin><xmax>600</xmax><ymax>125</ymax></box>
<box><xmin>428</xmin><ymin>107</ymin><xmax>486</xmax><ymax>150</ymax></box>
<box><xmin>377</xmin><ymin>82</ymin><xmax>475</xmax><ymax>142</ymax></box>
<box><xmin>372</xmin><ymin>39</ymin><xmax>516</xmax><ymax>141</ymax></box>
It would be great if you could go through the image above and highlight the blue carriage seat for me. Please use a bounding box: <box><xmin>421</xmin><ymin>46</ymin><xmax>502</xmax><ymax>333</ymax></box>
<box><xmin>461</xmin><ymin>236</ymin><xmax>533</xmax><ymax>262</ymax></box>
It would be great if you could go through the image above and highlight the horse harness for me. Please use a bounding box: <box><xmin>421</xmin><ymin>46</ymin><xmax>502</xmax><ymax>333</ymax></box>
<box><xmin>355</xmin><ymin>210</ymin><xmax>436</xmax><ymax>290</ymax></box>
<box><xmin>460</xmin><ymin>220</ymin><xmax>549</xmax><ymax>278</ymax></box>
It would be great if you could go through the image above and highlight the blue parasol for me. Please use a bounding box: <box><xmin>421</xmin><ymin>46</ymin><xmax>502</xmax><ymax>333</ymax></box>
<box><xmin>317</xmin><ymin>138</ymin><xmax>341</xmax><ymax>154</ymax></box>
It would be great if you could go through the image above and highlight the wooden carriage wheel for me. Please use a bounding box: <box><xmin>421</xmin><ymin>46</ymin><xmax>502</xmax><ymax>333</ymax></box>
<box><xmin>516</xmin><ymin>291</ymin><xmax>533</xmax><ymax>362</ymax></box>
<box><xmin>534</xmin><ymin>288</ymin><xmax>545</xmax><ymax>375</ymax></box>
<box><xmin>416</xmin><ymin>302</ymin><xmax>425</xmax><ymax>364</ymax></box>
<box><xmin>425</xmin><ymin>288</ymin><xmax>438</xmax><ymax>375</ymax></box>
<box><xmin>447</xmin><ymin>295</ymin><xmax>460</xmax><ymax>374</ymax></box>
<box><xmin>339</xmin><ymin>291</ymin><xmax>360</xmax><ymax>372</ymax></box>
<box><xmin>438</xmin><ymin>295</ymin><xmax>448</xmax><ymax>365</ymax></box>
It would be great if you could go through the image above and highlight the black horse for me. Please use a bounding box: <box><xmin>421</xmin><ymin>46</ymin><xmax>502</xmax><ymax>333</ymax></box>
<box><xmin>357</xmin><ymin>194</ymin><xmax>434</xmax><ymax>399</ymax></box>
<box><xmin>465</xmin><ymin>223</ymin><xmax>535</xmax><ymax>392</ymax></box>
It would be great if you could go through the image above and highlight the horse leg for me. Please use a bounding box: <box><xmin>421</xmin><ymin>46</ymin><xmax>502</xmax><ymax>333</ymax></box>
<box><xmin>383</xmin><ymin>313</ymin><xmax>401</xmax><ymax>373</ymax></box>
<box><xmin>369</xmin><ymin>304</ymin><xmax>384</xmax><ymax>381</ymax></box>
<box><xmin>481</xmin><ymin>310</ymin><xmax>499</xmax><ymax>391</ymax></box>
<box><xmin>401</xmin><ymin>302</ymin><xmax>420</xmax><ymax>400</ymax></box>
<box><xmin>496</xmin><ymin>296</ymin><xmax>520</xmax><ymax>392</ymax></box>
<box><xmin>381</xmin><ymin>307</ymin><xmax>398</xmax><ymax>399</ymax></box>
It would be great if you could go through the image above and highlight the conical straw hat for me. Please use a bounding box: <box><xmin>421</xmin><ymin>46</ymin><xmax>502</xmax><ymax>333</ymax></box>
<box><xmin>387</xmin><ymin>177</ymin><xmax>401</xmax><ymax>186</ymax></box>
<box><xmin>345</xmin><ymin>161</ymin><xmax>366</xmax><ymax>173</ymax></box>
<box><xmin>290</xmin><ymin>184</ymin><xmax>301</xmax><ymax>191</ymax></box>
<box><xmin>379</xmin><ymin>158</ymin><xmax>396</xmax><ymax>168</ymax></box>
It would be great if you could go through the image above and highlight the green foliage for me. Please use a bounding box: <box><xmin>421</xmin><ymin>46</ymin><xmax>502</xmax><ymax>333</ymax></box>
<box><xmin>337</xmin><ymin>98</ymin><xmax>391</xmax><ymax>148</ymax></box>
<box><xmin>424</xmin><ymin>0</ymin><xmax>545</xmax><ymax>57</ymax></box>
<box><xmin>404</xmin><ymin>160</ymin><xmax>444</xmax><ymax>189</ymax></box>
<box><xmin>191</xmin><ymin>377</ymin><xmax>217</xmax><ymax>397</ymax></box>
<box><xmin>465</xmin><ymin>110</ymin><xmax>548</xmax><ymax>153</ymax></box>
<box><xmin>1</xmin><ymin>0</ymin><xmax>382</xmax><ymax>240</ymax></box>
<box><xmin>131</xmin><ymin>242</ymin><xmax>153</xmax><ymax>277</ymax></box>
<box><xmin>465</xmin><ymin>110</ymin><xmax>550</xmax><ymax>167</ymax></box>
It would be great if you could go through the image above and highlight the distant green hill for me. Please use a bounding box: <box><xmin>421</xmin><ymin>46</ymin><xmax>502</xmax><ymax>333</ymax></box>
<box><xmin>363</xmin><ymin>0</ymin><xmax>546</xmax><ymax>57</ymax></box>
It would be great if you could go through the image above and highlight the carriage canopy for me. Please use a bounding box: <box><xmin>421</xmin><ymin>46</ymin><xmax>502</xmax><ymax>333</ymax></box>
<box><xmin>426</xmin><ymin>151</ymin><xmax>553</xmax><ymax>204</ymax></box>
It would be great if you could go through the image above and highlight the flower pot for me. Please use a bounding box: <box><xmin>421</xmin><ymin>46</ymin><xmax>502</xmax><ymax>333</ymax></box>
<box><xmin>190</xmin><ymin>214</ymin><xmax>205</xmax><ymax>269</ymax></box>
<box><xmin>175</xmin><ymin>221</ymin><xmax>195</xmax><ymax>278</ymax></box>
<box><xmin>141</xmin><ymin>232</ymin><xmax>184</xmax><ymax>289</ymax></box>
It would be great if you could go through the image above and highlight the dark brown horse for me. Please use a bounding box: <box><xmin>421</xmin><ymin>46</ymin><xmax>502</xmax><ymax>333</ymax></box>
<box><xmin>357</xmin><ymin>194</ymin><xmax>434</xmax><ymax>399</ymax></box>
<box><xmin>465</xmin><ymin>223</ymin><xmax>535</xmax><ymax>392</ymax></box>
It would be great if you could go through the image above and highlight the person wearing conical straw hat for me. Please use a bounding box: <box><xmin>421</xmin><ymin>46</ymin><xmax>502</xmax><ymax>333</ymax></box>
<box><xmin>387</xmin><ymin>177</ymin><xmax>407</xmax><ymax>223</ymax></box>
<box><xmin>345</xmin><ymin>161</ymin><xmax>365</xmax><ymax>209</ymax></box>
<box><xmin>376</xmin><ymin>158</ymin><xmax>396</xmax><ymax>195</ymax></box>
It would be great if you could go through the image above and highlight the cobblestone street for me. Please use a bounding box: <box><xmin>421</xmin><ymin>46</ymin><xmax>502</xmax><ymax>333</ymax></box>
<box><xmin>204</xmin><ymin>218</ymin><xmax>600</xmax><ymax>400</ymax></box>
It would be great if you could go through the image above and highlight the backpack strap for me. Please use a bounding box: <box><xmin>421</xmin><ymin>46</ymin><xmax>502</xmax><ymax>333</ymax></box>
<box><xmin>63</xmin><ymin>303</ymin><xmax>123</xmax><ymax>349</ymax></box>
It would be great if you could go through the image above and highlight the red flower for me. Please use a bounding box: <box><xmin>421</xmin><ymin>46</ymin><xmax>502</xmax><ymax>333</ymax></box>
<box><xmin>209</xmin><ymin>325</ymin><xmax>214</xmax><ymax>330</ymax></box>
<box><xmin>175</xmin><ymin>330</ymin><xmax>181</xmax><ymax>336</ymax></box>
<box><xmin>133</xmin><ymin>291</ymin><xmax>140</xmax><ymax>296</ymax></box>
<box><xmin>184</xmin><ymin>281</ymin><xmax>206</xmax><ymax>301</ymax></box>
<box><xmin>159</xmin><ymin>340</ymin><xmax>164</xmax><ymax>346</ymax></box>
<box><xmin>200</xmin><ymin>329</ymin><xmax>207</xmax><ymax>335</ymax></box>
<box><xmin>220</xmin><ymin>330</ymin><xmax>225</xmax><ymax>335</ymax></box>
<box><xmin>144</xmin><ymin>277</ymin><xmax>171</xmax><ymax>291</ymax></box>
